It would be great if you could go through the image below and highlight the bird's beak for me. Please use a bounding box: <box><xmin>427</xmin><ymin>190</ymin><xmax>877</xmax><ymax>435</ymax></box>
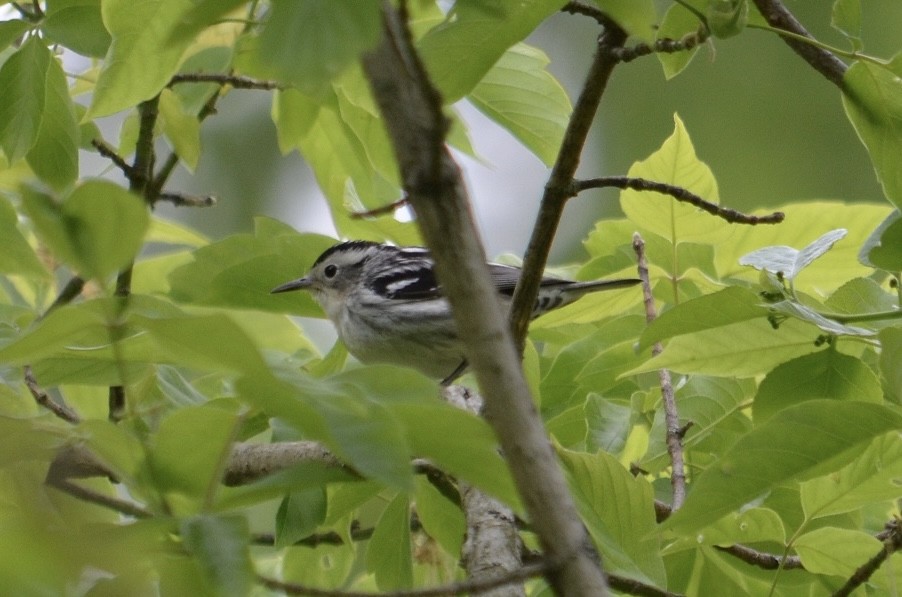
<box><xmin>271</xmin><ymin>277</ymin><xmax>313</xmax><ymax>294</ymax></box>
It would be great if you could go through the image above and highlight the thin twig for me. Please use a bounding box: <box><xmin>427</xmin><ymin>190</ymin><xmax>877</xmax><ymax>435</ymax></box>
<box><xmin>509</xmin><ymin>25</ymin><xmax>628</xmax><ymax>350</ymax></box>
<box><xmin>573</xmin><ymin>176</ymin><xmax>784</xmax><ymax>225</ymax></box>
<box><xmin>23</xmin><ymin>276</ymin><xmax>86</xmax><ymax>422</ymax></box>
<box><xmin>24</xmin><ymin>365</ymin><xmax>80</xmax><ymax>424</ymax></box>
<box><xmin>258</xmin><ymin>563</ymin><xmax>549</xmax><ymax>597</ymax></box>
<box><xmin>832</xmin><ymin>520</ymin><xmax>902</xmax><ymax>597</ymax></box>
<box><xmin>91</xmin><ymin>139</ymin><xmax>137</xmax><ymax>179</ymax></box>
<box><xmin>48</xmin><ymin>479</ymin><xmax>152</xmax><ymax>519</ymax></box>
<box><xmin>750</xmin><ymin>0</ymin><xmax>848</xmax><ymax>88</ymax></box>
<box><xmin>613</xmin><ymin>29</ymin><xmax>709</xmax><ymax>63</ymax></box>
<box><xmin>157</xmin><ymin>192</ymin><xmax>218</xmax><ymax>207</ymax></box>
<box><xmin>168</xmin><ymin>72</ymin><xmax>283</xmax><ymax>90</ymax></box>
<box><xmin>715</xmin><ymin>544</ymin><xmax>802</xmax><ymax>571</ymax></box>
<box><xmin>350</xmin><ymin>196</ymin><xmax>410</xmax><ymax>219</ymax></box>
<box><xmin>561</xmin><ymin>1</ymin><xmax>608</xmax><ymax>25</ymax></box>
<box><xmin>633</xmin><ymin>234</ymin><xmax>686</xmax><ymax>510</ymax></box>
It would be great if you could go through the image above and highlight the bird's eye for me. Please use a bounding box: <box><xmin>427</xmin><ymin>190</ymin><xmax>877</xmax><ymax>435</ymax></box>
<box><xmin>324</xmin><ymin>264</ymin><xmax>338</xmax><ymax>279</ymax></box>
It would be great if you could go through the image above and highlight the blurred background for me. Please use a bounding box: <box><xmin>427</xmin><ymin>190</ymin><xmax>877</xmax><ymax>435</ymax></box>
<box><xmin>84</xmin><ymin>1</ymin><xmax>902</xmax><ymax>262</ymax></box>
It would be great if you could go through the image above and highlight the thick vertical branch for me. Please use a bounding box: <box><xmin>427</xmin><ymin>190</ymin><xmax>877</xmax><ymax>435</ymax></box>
<box><xmin>362</xmin><ymin>3</ymin><xmax>609</xmax><ymax>595</ymax></box>
<box><xmin>443</xmin><ymin>386</ymin><xmax>525</xmax><ymax>597</ymax></box>
<box><xmin>108</xmin><ymin>96</ymin><xmax>159</xmax><ymax>422</ymax></box>
<box><xmin>508</xmin><ymin>25</ymin><xmax>627</xmax><ymax>349</ymax></box>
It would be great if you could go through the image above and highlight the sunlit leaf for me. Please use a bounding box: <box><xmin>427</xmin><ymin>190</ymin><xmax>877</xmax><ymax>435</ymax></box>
<box><xmin>794</xmin><ymin>527</ymin><xmax>881</xmax><ymax>577</ymax></box>
<box><xmin>664</xmin><ymin>400</ymin><xmax>902</xmax><ymax>535</ymax></box>
<box><xmin>801</xmin><ymin>432</ymin><xmax>902</xmax><ymax>519</ymax></box>
<box><xmin>469</xmin><ymin>43</ymin><xmax>570</xmax><ymax>166</ymax></box>
<box><xmin>593</xmin><ymin>0</ymin><xmax>657</xmax><ymax>41</ymax></box>
<box><xmin>89</xmin><ymin>0</ymin><xmax>198</xmax><ymax>117</ymax></box>
<box><xmin>558</xmin><ymin>447</ymin><xmax>665</xmax><ymax>585</ymax></box>
<box><xmin>418</xmin><ymin>0</ymin><xmax>566</xmax><ymax>102</ymax></box>
<box><xmin>739</xmin><ymin>228</ymin><xmax>848</xmax><ymax>280</ymax></box>
<box><xmin>842</xmin><ymin>58</ymin><xmax>902</xmax><ymax>211</ymax></box>
<box><xmin>627</xmin><ymin>318</ymin><xmax>822</xmax><ymax>377</ymax></box>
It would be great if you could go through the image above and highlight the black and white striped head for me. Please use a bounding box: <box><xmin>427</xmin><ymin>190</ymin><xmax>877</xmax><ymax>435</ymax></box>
<box><xmin>271</xmin><ymin>241</ymin><xmax>387</xmax><ymax>299</ymax></box>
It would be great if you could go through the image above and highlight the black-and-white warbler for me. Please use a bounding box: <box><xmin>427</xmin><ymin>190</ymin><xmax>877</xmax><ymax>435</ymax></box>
<box><xmin>272</xmin><ymin>240</ymin><xmax>640</xmax><ymax>381</ymax></box>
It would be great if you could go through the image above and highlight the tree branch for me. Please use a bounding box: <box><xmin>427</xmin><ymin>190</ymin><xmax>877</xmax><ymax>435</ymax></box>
<box><xmin>509</xmin><ymin>24</ymin><xmax>627</xmax><ymax>351</ymax></box>
<box><xmin>574</xmin><ymin>176</ymin><xmax>784</xmax><ymax>225</ymax></box>
<box><xmin>832</xmin><ymin>520</ymin><xmax>902</xmax><ymax>597</ymax></box>
<box><xmin>750</xmin><ymin>0</ymin><xmax>848</xmax><ymax>88</ymax></box>
<box><xmin>258</xmin><ymin>563</ymin><xmax>548</xmax><ymax>597</ymax></box>
<box><xmin>24</xmin><ymin>365</ymin><xmax>80</xmax><ymax>424</ymax></box>
<box><xmin>157</xmin><ymin>192</ymin><xmax>218</xmax><ymax>207</ymax></box>
<box><xmin>633</xmin><ymin>235</ymin><xmax>686</xmax><ymax>509</ymax></box>
<box><xmin>361</xmin><ymin>3</ymin><xmax>610</xmax><ymax>595</ymax></box>
<box><xmin>443</xmin><ymin>386</ymin><xmax>524</xmax><ymax>597</ymax></box>
<box><xmin>612</xmin><ymin>30</ymin><xmax>709</xmax><ymax>64</ymax></box>
<box><xmin>48</xmin><ymin>478</ymin><xmax>152</xmax><ymax>519</ymax></box>
<box><xmin>168</xmin><ymin>72</ymin><xmax>282</xmax><ymax>90</ymax></box>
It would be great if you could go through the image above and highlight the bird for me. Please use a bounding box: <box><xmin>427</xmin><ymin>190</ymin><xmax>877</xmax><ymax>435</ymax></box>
<box><xmin>272</xmin><ymin>240</ymin><xmax>641</xmax><ymax>382</ymax></box>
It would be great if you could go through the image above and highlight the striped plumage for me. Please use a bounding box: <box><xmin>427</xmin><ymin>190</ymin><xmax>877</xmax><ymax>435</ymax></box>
<box><xmin>272</xmin><ymin>240</ymin><xmax>640</xmax><ymax>380</ymax></box>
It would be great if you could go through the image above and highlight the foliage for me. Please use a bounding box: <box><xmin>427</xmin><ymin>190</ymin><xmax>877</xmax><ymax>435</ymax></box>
<box><xmin>0</xmin><ymin>1</ymin><xmax>901</xmax><ymax>596</ymax></box>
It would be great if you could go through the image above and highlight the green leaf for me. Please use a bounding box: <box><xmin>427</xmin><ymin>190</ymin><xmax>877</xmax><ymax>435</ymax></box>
<box><xmin>469</xmin><ymin>43</ymin><xmax>570</xmax><ymax>166</ymax></box>
<box><xmin>879</xmin><ymin>327</ymin><xmax>902</xmax><ymax>403</ymax></box>
<box><xmin>860</xmin><ymin>210</ymin><xmax>902</xmax><ymax>270</ymax></box>
<box><xmin>366</xmin><ymin>493</ymin><xmax>413</xmax><ymax>591</ymax></box>
<box><xmin>0</xmin><ymin>196</ymin><xmax>47</xmax><ymax>277</ymax></box>
<box><xmin>168</xmin><ymin>218</ymin><xmax>334</xmax><ymax>313</ymax></box>
<box><xmin>180</xmin><ymin>514</ymin><xmax>254</xmax><ymax>597</ymax></box>
<box><xmin>585</xmin><ymin>395</ymin><xmax>632</xmax><ymax>454</ymax></box>
<box><xmin>282</xmin><ymin>543</ymin><xmax>355</xmax><ymax>590</ymax></box>
<box><xmin>26</xmin><ymin>47</ymin><xmax>79</xmax><ymax>191</ymax></box>
<box><xmin>418</xmin><ymin>0</ymin><xmax>566</xmax><ymax>102</ymax></box>
<box><xmin>558</xmin><ymin>447</ymin><xmax>665</xmax><ymax>585</ymax></box>
<box><xmin>621</xmin><ymin>114</ymin><xmax>729</xmax><ymax>248</ymax></box>
<box><xmin>739</xmin><ymin>228</ymin><xmax>848</xmax><ymax>280</ymax></box>
<box><xmin>593</xmin><ymin>0</ymin><xmax>657</xmax><ymax>41</ymax></box>
<box><xmin>627</xmin><ymin>318</ymin><xmax>823</xmax><ymax>377</ymax></box>
<box><xmin>385</xmin><ymin>400</ymin><xmax>520</xmax><ymax>511</ymax></box>
<box><xmin>150</xmin><ymin>404</ymin><xmax>240</xmax><ymax>511</ymax></box>
<box><xmin>707</xmin><ymin>0</ymin><xmax>748</xmax><ymax>39</ymax></box>
<box><xmin>831</xmin><ymin>0</ymin><xmax>862</xmax><ymax>49</ymax></box>
<box><xmin>825</xmin><ymin>277</ymin><xmax>897</xmax><ymax>315</ymax></box>
<box><xmin>135</xmin><ymin>313</ymin><xmax>269</xmax><ymax>376</ymax></box>
<box><xmin>275</xmin><ymin>488</ymin><xmax>327</xmax><ymax>547</ymax></box>
<box><xmin>643</xmin><ymin>377</ymin><xmax>752</xmax><ymax>472</ymax></box>
<box><xmin>158</xmin><ymin>89</ymin><xmax>200</xmax><ymax>171</ymax></box>
<box><xmin>664</xmin><ymin>400</ymin><xmax>902</xmax><ymax>535</ymax></box>
<box><xmin>794</xmin><ymin>527</ymin><xmax>881</xmax><ymax>577</ymax></box>
<box><xmin>754</xmin><ymin>350</ymin><xmax>881</xmax><ymax>423</ymax></box>
<box><xmin>842</xmin><ymin>59</ymin><xmax>902</xmax><ymax>211</ymax></box>
<box><xmin>22</xmin><ymin>180</ymin><xmax>149</xmax><ymax>281</ymax></box>
<box><xmin>258</xmin><ymin>0</ymin><xmax>380</xmax><ymax>96</ymax></box>
<box><xmin>801</xmin><ymin>432</ymin><xmax>902</xmax><ymax>519</ymax></box>
<box><xmin>43</xmin><ymin>0</ymin><xmax>112</xmax><ymax>58</ymax></box>
<box><xmin>414</xmin><ymin>476</ymin><xmax>465</xmax><ymax>557</ymax></box>
<box><xmin>639</xmin><ymin>287</ymin><xmax>767</xmax><ymax>350</ymax></box>
<box><xmin>88</xmin><ymin>0</ymin><xmax>198</xmax><ymax>118</ymax></box>
<box><xmin>668</xmin><ymin>507</ymin><xmax>786</xmax><ymax>550</ymax></box>
<box><xmin>0</xmin><ymin>36</ymin><xmax>50</xmax><ymax>162</ymax></box>
<box><xmin>0</xmin><ymin>21</ymin><xmax>29</xmax><ymax>54</ymax></box>
<box><xmin>657</xmin><ymin>1</ymin><xmax>704</xmax><ymax>79</ymax></box>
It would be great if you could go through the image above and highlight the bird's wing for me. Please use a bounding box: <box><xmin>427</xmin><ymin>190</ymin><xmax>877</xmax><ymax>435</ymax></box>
<box><xmin>368</xmin><ymin>260</ymin><xmax>443</xmax><ymax>300</ymax></box>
